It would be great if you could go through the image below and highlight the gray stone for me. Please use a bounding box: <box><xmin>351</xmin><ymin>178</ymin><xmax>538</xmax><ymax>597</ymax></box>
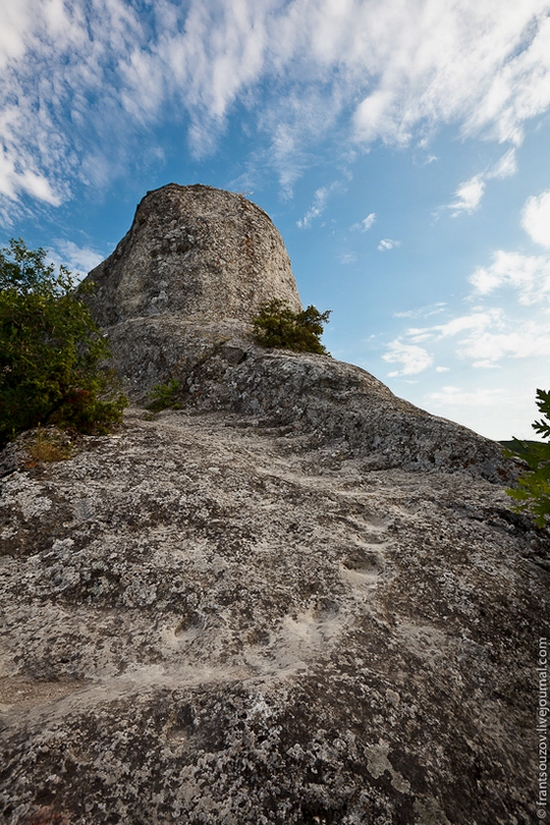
<box><xmin>98</xmin><ymin>316</ymin><xmax>511</xmax><ymax>483</ymax></box>
<box><xmin>0</xmin><ymin>409</ymin><xmax>544</xmax><ymax>824</ymax></box>
<box><xmin>78</xmin><ymin>185</ymin><xmax>511</xmax><ymax>484</ymax></box>
<box><xmin>80</xmin><ymin>183</ymin><xmax>301</xmax><ymax>327</ymax></box>
<box><xmin>0</xmin><ymin>185</ymin><xmax>545</xmax><ymax>824</ymax></box>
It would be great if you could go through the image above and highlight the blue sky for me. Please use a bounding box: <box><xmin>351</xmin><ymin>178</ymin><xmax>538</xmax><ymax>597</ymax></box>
<box><xmin>2</xmin><ymin>0</ymin><xmax>550</xmax><ymax>440</ymax></box>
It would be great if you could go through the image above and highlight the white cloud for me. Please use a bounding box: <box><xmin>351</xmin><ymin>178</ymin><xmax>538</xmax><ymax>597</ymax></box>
<box><xmin>297</xmin><ymin>181</ymin><xmax>342</xmax><ymax>229</ymax></box>
<box><xmin>352</xmin><ymin>213</ymin><xmax>376</xmax><ymax>232</ymax></box>
<box><xmin>409</xmin><ymin>309</ymin><xmax>506</xmax><ymax>342</ymax></box>
<box><xmin>448</xmin><ymin>175</ymin><xmax>485</xmax><ymax>217</ymax></box>
<box><xmin>422</xmin><ymin>380</ymin><xmax>539</xmax><ymax>440</ymax></box>
<box><xmin>428</xmin><ymin>385</ymin><xmax>507</xmax><ymax>408</ymax></box>
<box><xmin>440</xmin><ymin>148</ymin><xmax>516</xmax><ymax>219</ymax></box>
<box><xmin>351</xmin><ymin>2</ymin><xmax>550</xmax><ymax>148</ymax></box>
<box><xmin>471</xmin><ymin>360</ymin><xmax>501</xmax><ymax>369</ymax></box>
<box><xmin>18</xmin><ymin>170</ymin><xmax>62</xmax><ymax>206</ymax></box>
<box><xmin>387</xmin><ymin>296</ymin><xmax>550</xmax><ymax>371</ymax></box>
<box><xmin>354</xmin><ymin>89</ymin><xmax>407</xmax><ymax>146</ymax></box>
<box><xmin>469</xmin><ymin>249</ymin><xmax>550</xmax><ymax>304</ymax></box>
<box><xmin>455</xmin><ymin>324</ymin><xmax>550</xmax><ymax>363</ymax></box>
<box><xmin>0</xmin><ymin>0</ymin><xmax>143</xmax><ymax>206</ymax></box>
<box><xmin>56</xmin><ymin>240</ymin><xmax>104</xmax><ymax>274</ymax></box>
<box><xmin>0</xmin><ymin>137</ymin><xmax>62</xmax><ymax>206</ymax></box>
<box><xmin>383</xmin><ymin>340</ymin><xmax>433</xmax><ymax>376</ymax></box>
<box><xmin>0</xmin><ymin>0</ymin><xmax>36</xmax><ymax>70</ymax></box>
<box><xmin>377</xmin><ymin>238</ymin><xmax>400</xmax><ymax>251</ymax></box>
<box><xmin>487</xmin><ymin>148</ymin><xmax>517</xmax><ymax>180</ymax></box>
<box><xmin>1</xmin><ymin>1</ymin><xmax>550</xmax><ymax>206</ymax></box>
<box><xmin>460</xmin><ymin>11</ymin><xmax>550</xmax><ymax>145</ymax></box>
<box><xmin>522</xmin><ymin>190</ymin><xmax>550</xmax><ymax>248</ymax></box>
<box><xmin>339</xmin><ymin>252</ymin><xmax>357</xmax><ymax>265</ymax></box>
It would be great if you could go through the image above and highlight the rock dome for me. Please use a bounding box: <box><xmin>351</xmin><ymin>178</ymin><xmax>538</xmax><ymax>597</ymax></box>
<box><xmin>82</xmin><ymin>183</ymin><xmax>302</xmax><ymax>327</ymax></box>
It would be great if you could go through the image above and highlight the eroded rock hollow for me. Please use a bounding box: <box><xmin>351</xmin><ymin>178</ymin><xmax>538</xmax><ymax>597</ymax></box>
<box><xmin>0</xmin><ymin>184</ymin><xmax>546</xmax><ymax>825</ymax></box>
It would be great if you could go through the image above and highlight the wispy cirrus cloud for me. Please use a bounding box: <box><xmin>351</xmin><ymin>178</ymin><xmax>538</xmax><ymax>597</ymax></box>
<box><xmin>297</xmin><ymin>181</ymin><xmax>343</xmax><ymax>228</ymax></box>
<box><xmin>338</xmin><ymin>252</ymin><xmax>357</xmax><ymax>265</ymax></box>
<box><xmin>297</xmin><ymin>187</ymin><xmax>329</xmax><ymax>229</ymax></box>
<box><xmin>393</xmin><ymin>303</ymin><xmax>447</xmax><ymax>319</ymax></box>
<box><xmin>1</xmin><ymin>0</ymin><xmax>550</xmax><ymax>209</ymax></box>
<box><xmin>487</xmin><ymin>148</ymin><xmax>517</xmax><ymax>180</ymax></box>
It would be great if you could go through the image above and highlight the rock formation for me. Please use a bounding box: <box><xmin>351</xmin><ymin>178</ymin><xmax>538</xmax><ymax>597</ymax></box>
<box><xmin>83</xmin><ymin>184</ymin><xmax>301</xmax><ymax>328</ymax></box>
<box><xmin>80</xmin><ymin>184</ymin><xmax>508</xmax><ymax>481</ymax></box>
<box><xmin>0</xmin><ymin>185</ymin><xmax>547</xmax><ymax>825</ymax></box>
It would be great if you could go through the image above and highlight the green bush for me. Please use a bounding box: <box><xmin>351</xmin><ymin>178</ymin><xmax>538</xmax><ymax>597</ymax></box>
<box><xmin>147</xmin><ymin>379</ymin><xmax>182</xmax><ymax>411</ymax></box>
<box><xmin>505</xmin><ymin>388</ymin><xmax>550</xmax><ymax>527</ymax></box>
<box><xmin>252</xmin><ymin>299</ymin><xmax>331</xmax><ymax>354</ymax></box>
<box><xmin>0</xmin><ymin>238</ymin><xmax>127</xmax><ymax>448</ymax></box>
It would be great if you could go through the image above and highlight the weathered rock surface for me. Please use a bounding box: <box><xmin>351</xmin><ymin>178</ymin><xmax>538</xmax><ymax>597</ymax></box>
<box><xmin>0</xmin><ymin>409</ymin><xmax>546</xmax><ymax>824</ymax></box>
<box><xmin>97</xmin><ymin>315</ymin><xmax>511</xmax><ymax>483</ymax></box>
<box><xmin>82</xmin><ymin>184</ymin><xmax>301</xmax><ymax>327</ymax></box>
<box><xmin>0</xmin><ymin>185</ymin><xmax>547</xmax><ymax>824</ymax></box>
<box><xmin>79</xmin><ymin>185</ymin><xmax>511</xmax><ymax>483</ymax></box>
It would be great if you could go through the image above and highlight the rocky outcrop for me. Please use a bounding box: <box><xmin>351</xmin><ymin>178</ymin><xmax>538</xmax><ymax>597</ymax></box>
<box><xmin>79</xmin><ymin>185</ymin><xmax>509</xmax><ymax>481</ymax></box>
<box><xmin>82</xmin><ymin>184</ymin><xmax>301</xmax><ymax>327</ymax></box>
<box><xmin>1</xmin><ymin>185</ymin><xmax>546</xmax><ymax>824</ymax></box>
<box><xmin>0</xmin><ymin>409</ymin><xmax>546</xmax><ymax>824</ymax></box>
<box><xmin>94</xmin><ymin>313</ymin><xmax>508</xmax><ymax>481</ymax></box>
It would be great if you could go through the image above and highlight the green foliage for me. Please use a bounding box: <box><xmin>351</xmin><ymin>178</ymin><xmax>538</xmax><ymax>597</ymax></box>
<box><xmin>252</xmin><ymin>299</ymin><xmax>331</xmax><ymax>354</ymax></box>
<box><xmin>0</xmin><ymin>238</ymin><xmax>127</xmax><ymax>448</ymax></box>
<box><xmin>147</xmin><ymin>379</ymin><xmax>182</xmax><ymax>411</ymax></box>
<box><xmin>505</xmin><ymin>389</ymin><xmax>550</xmax><ymax>527</ymax></box>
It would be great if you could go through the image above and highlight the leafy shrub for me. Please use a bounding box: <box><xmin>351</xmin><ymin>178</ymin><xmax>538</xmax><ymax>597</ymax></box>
<box><xmin>505</xmin><ymin>388</ymin><xmax>550</xmax><ymax>527</ymax></box>
<box><xmin>0</xmin><ymin>238</ymin><xmax>127</xmax><ymax>448</ymax></box>
<box><xmin>252</xmin><ymin>299</ymin><xmax>331</xmax><ymax>354</ymax></box>
<box><xmin>147</xmin><ymin>379</ymin><xmax>182</xmax><ymax>411</ymax></box>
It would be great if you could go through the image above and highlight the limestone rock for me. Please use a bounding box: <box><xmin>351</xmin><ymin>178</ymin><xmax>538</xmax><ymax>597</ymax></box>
<box><xmin>97</xmin><ymin>316</ymin><xmax>509</xmax><ymax>482</ymax></box>
<box><xmin>81</xmin><ymin>184</ymin><xmax>301</xmax><ymax>327</ymax></box>
<box><xmin>78</xmin><ymin>185</ymin><xmax>510</xmax><ymax>483</ymax></box>
<box><xmin>0</xmin><ymin>408</ymin><xmax>546</xmax><ymax>824</ymax></box>
<box><xmin>0</xmin><ymin>186</ymin><xmax>545</xmax><ymax>824</ymax></box>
